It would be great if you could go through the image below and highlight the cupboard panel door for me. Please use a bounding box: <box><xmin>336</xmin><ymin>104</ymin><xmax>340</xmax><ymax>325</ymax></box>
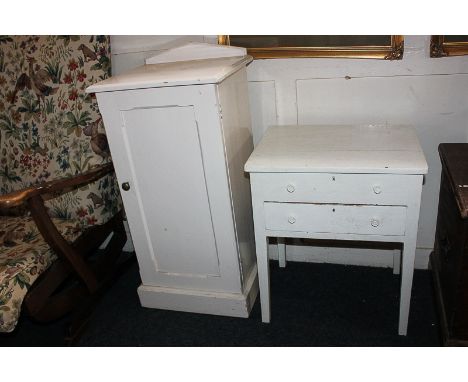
<box><xmin>121</xmin><ymin>105</ymin><xmax>220</xmax><ymax>277</ymax></box>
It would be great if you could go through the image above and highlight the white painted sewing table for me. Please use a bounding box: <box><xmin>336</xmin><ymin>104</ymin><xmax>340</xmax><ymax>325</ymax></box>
<box><xmin>245</xmin><ymin>125</ymin><xmax>428</xmax><ymax>335</ymax></box>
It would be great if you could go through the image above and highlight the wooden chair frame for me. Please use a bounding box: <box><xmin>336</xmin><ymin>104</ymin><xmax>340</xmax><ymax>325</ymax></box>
<box><xmin>0</xmin><ymin>163</ymin><xmax>130</xmax><ymax>343</ymax></box>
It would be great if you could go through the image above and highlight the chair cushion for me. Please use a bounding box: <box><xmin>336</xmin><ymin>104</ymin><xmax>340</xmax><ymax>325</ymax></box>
<box><xmin>0</xmin><ymin>216</ymin><xmax>83</xmax><ymax>333</ymax></box>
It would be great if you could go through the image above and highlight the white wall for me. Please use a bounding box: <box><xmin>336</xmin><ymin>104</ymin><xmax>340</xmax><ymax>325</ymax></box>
<box><xmin>110</xmin><ymin>35</ymin><xmax>468</xmax><ymax>269</ymax></box>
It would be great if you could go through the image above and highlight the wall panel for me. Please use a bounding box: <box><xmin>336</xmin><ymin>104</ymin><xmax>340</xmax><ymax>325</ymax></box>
<box><xmin>247</xmin><ymin>81</ymin><xmax>278</xmax><ymax>146</ymax></box>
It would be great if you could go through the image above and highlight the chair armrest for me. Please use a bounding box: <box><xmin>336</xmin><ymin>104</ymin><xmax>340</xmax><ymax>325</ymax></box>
<box><xmin>0</xmin><ymin>163</ymin><xmax>114</xmax><ymax>209</ymax></box>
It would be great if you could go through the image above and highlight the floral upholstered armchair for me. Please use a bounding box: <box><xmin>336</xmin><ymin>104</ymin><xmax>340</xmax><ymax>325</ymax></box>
<box><xmin>0</xmin><ymin>36</ymin><xmax>127</xmax><ymax>337</ymax></box>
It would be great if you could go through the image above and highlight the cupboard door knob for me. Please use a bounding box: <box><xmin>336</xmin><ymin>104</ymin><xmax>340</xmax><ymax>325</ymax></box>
<box><xmin>370</xmin><ymin>218</ymin><xmax>380</xmax><ymax>227</ymax></box>
<box><xmin>121</xmin><ymin>182</ymin><xmax>130</xmax><ymax>191</ymax></box>
<box><xmin>286</xmin><ymin>184</ymin><xmax>295</xmax><ymax>193</ymax></box>
<box><xmin>288</xmin><ymin>216</ymin><xmax>296</xmax><ymax>224</ymax></box>
<box><xmin>373</xmin><ymin>185</ymin><xmax>382</xmax><ymax>194</ymax></box>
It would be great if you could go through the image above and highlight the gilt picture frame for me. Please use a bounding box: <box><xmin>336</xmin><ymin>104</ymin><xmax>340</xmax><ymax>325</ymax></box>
<box><xmin>430</xmin><ymin>35</ymin><xmax>468</xmax><ymax>57</ymax></box>
<box><xmin>218</xmin><ymin>35</ymin><xmax>404</xmax><ymax>60</ymax></box>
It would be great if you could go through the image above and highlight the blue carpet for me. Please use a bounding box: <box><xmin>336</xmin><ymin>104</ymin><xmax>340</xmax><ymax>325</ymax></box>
<box><xmin>0</xmin><ymin>259</ymin><xmax>440</xmax><ymax>346</ymax></box>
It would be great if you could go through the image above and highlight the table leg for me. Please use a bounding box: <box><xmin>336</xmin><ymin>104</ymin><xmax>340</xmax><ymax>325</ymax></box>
<box><xmin>399</xmin><ymin>238</ymin><xmax>416</xmax><ymax>335</ymax></box>
<box><xmin>398</xmin><ymin>180</ymin><xmax>422</xmax><ymax>336</ymax></box>
<box><xmin>277</xmin><ymin>237</ymin><xmax>286</xmax><ymax>268</ymax></box>
<box><xmin>255</xmin><ymin>234</ymin><xmax>270</xmax><ymax>323</ymax></box>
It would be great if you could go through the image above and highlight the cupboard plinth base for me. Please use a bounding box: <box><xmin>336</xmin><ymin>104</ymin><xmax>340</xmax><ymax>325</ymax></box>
<box><xmin>137</xmin><ymin>268</ymin><xmax>258</xmax><ymax>318</ymax></box>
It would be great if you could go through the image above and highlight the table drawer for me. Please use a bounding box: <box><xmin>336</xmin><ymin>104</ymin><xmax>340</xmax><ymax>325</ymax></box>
<box><xmin>264</xmin><ymin>202</ymin><xmax>407</xmax><ymax>236</ymax></box>
<box><xmin>254</xmin><ymin>173</ymin><xmax>419</xmax><ymax>205</ymax></box>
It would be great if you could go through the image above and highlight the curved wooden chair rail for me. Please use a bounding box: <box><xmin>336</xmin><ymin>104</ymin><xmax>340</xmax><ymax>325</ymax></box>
<box><xmin>0</xmin><ymin>163</ymin><xmax>114</xmax><ymax>209</ymax></box>
<box><xmin>0</xmin><ymin>162</ymin><xmax>129</xmax><ymax>343</ymax></box>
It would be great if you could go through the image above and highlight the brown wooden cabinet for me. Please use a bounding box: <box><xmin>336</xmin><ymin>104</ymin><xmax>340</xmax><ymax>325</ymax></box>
<box><xmin>431</xmin><ymin>143</ymin><xmax>468</xmax><ymax>346</ymax></box>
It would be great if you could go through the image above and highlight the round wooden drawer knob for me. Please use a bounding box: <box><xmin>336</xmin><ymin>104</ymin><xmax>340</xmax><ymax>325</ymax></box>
<box><xmin>288</xmin><ymin>216</ymin><xmax>296</xmax><ymax>224</ymax></box>
<box><xmin>370</xmin><ymin>218</ymin><xmax>380</xmax><ymax>227</ymax></box>
<box><xmin>373</xmin><ymin>185</ymin><xmax>382</xmax><ymax>194</ymax></box>
<box><xmin>286</xmin><ymin>184</ymin><xmax>295</xmax><ymax>193</ymax></box>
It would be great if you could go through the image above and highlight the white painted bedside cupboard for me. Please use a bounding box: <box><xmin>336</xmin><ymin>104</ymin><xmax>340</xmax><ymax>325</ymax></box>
<box><xmin>87</xmin><ymin>43</ymin><xmax>258</xmax><ymax>318</ymax></box>
<box><xmin>245</xmin><ymin>125</ymin><xmax>428</xmax><ymax>335</ymax></box>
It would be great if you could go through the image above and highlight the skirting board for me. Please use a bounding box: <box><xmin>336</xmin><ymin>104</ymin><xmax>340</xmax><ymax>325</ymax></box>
<box><xmin>268</xmin><ymin>243</ymin><xmax>432</xmax><ymax>270</ymax></box>
<box><xmin>137</xmin><ymin>265</ymin><xmax>259</xmax><ymax>318</ymax></box>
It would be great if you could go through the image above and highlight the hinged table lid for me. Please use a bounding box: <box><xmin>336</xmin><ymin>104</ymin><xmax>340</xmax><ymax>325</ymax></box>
<box><xmin>245</xmin><ymin>125</ymin><xmax>428</xmax><ymax>175</ymax></box>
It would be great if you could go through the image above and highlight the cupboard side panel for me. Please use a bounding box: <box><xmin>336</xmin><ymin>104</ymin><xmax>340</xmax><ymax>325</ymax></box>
<box><xmin>217</xmin><ymin>69</ymin><xmax>257</xmax><ymax>289</ymax></box>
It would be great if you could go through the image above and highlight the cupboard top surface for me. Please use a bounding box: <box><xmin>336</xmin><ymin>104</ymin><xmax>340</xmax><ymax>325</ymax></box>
<box><xmin>87</xmin><ymin>56</ymin><xmax>252</xmax><ymax>93</ymax></box>
<box><xmin>245</xmin><ymin>125</ymin><xmax>428</xmax><ymax>174</ymax></box>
